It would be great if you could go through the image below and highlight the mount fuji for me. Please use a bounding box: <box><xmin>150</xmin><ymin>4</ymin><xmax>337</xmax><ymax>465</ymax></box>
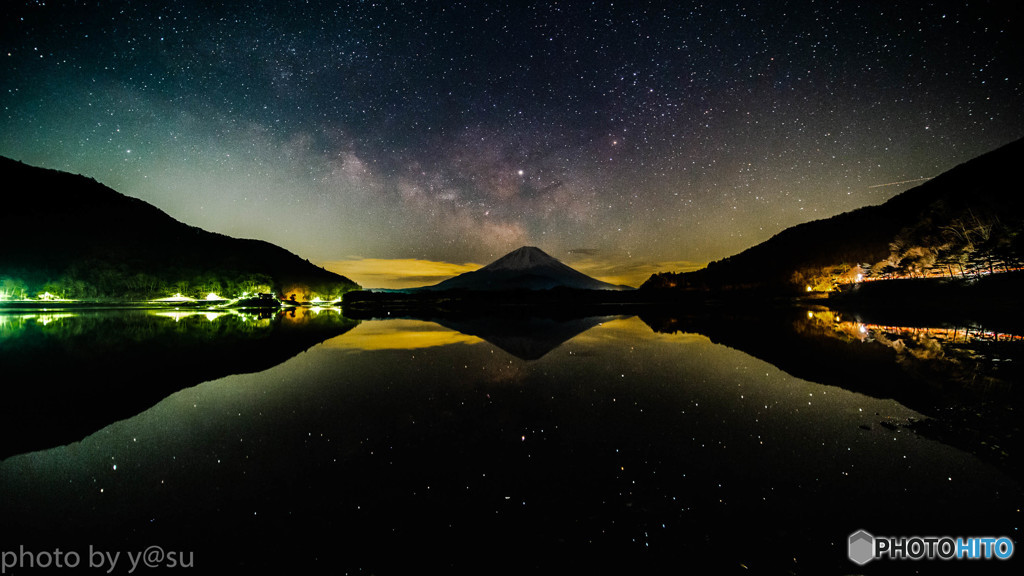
<box><xmin>422</xmin><ymin>246</ymin><xmax>629</xmax><ymax>292</ymax></box>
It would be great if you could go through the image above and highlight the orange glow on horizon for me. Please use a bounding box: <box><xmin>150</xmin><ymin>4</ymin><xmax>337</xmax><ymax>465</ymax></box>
<box><xmin>323</xmin><ymin>319</ymin><xmax>483</xmax><ymax>351</ymax></box>
<box><xmin>567</xmin><ymin>258</ymin><xmax>708</xmax><ymax>289</ymax></box>
<box><xmin>322</xmin><ymin>258</ymin><xmax>482</xmax><ymax>290</ymax></box>
<box><xmin>323</xmin><ymin>255</ymin><xmax>708</xmax><ymax>290</ymax></box>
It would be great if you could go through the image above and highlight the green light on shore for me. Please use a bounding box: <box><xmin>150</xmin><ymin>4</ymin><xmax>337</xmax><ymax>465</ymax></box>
<box><xmin>154</xmin><ymin>293</ymin><xmax>196</xmax><ymax>303</ymax></box>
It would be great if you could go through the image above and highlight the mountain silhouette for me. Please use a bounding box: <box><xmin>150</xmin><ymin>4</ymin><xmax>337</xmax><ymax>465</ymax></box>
<box><xmin>642</xmin><ymin>138</ymin><xmax>1024</xmax><ymax>294</ymax></box>
<box><xmin>0</xmin><ymin>157</ymin><xmax>359</xmax><ymax>299</ymax></box>
<box><xmin>434</xmin><ymin>314</ymin><xmax>610</xmax><ymax>360</ymax></box>
<box><xmin>423</xmin><ymin>246</ymin><xmax>627</xmax><ymax>292</ymax></box>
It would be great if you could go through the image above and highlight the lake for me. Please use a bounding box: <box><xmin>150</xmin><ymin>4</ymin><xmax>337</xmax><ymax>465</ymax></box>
<box><xmin>0</xmin><ymin>306</ymin><xmax>1021</xmax><ymax>574</ymax></box>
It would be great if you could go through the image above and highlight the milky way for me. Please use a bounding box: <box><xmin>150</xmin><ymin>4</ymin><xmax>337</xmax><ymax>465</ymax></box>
<box><xmin>2</xmin><ymin>1</ymin><xmax>1021</xmax><ymax>287</ymax></box>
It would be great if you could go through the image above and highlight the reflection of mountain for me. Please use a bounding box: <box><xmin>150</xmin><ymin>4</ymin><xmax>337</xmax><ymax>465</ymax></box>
<box><xmin>434</xmin><ymin>315</ymin><xmax>610</xmax><ymax>360</ymax></box>
<box><xmin>639</xmin><ymin>307</ymin><xmax>1024</xmax><ymax>479</ymax></box>
<box><xmin>0</xmin><ymin>309</ymin><xmax>357</xmax><ymax>459</ymax></box>
<box><xmin>422</xmin><ymin>246</ymin><xmax>627</xmax><ymax>291</ymax></box>
<box><xmin>641</xmin><ymin>308</ymin><xmax>911</xmax><ymax>395</ymax></box>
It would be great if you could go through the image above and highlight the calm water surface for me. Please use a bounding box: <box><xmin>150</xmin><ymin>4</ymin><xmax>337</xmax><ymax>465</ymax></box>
<box><xmin>0</xmin><ymin>308</ymin><xmax>1020</xmax><ymax>574</ymax></box>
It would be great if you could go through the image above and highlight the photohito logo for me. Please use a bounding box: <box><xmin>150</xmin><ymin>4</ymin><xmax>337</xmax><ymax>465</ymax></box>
<box><xmin>848</xmin><ymin>530</ymin><xmax>1014</xmax><ymax>565</ymax></box>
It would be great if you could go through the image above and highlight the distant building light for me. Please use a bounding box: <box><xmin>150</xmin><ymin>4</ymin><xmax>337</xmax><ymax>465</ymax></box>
<box><xmin>154</xmin><ymin>293</ymin><xmax>196</xmax><ymax>303</ymax></box>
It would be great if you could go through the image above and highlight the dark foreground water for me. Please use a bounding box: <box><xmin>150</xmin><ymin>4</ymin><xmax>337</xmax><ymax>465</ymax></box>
<box><xmin>0</xmin><ymin>306</ymin><xmax>1021</xmax><ymax>574</ymax></box>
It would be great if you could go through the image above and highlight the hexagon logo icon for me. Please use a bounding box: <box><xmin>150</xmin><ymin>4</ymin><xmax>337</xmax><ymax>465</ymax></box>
<box><xmin>848</xmin><ymin>530</ymin><xmax>875</xmax><ymax>565</ymax></box>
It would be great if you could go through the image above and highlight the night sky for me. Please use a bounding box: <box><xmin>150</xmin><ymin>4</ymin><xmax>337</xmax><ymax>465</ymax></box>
<box><xmin>2</xmin><ymin>1</ymin><xmax>1021</xmax><ymax>288</ymax></box>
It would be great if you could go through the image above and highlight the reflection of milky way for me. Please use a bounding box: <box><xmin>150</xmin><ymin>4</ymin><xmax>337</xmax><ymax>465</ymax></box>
<box><xmin>1</xmin><ymin>1</ymin><xmax>1021</xmax><ymax>281</ymax></box>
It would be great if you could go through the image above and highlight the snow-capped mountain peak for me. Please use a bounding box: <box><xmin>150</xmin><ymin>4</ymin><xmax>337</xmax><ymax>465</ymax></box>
<box><xmin>424</xmin><ymin>246</ymin><xmax>630</xmax><ymax>291</ymax></box>
<box><xmin>479</xmin><ymin>246</ymin><xmax>560</xmax><ymax>272</ymax></box>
